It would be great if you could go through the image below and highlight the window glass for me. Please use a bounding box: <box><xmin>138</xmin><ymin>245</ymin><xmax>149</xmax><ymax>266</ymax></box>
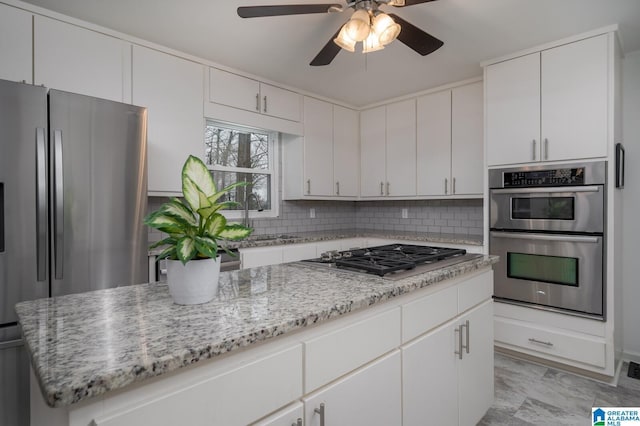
<box><xmin>204</xmin><ymin>122</ymin><xmax>276</xmax><ymax>214</ymax></box>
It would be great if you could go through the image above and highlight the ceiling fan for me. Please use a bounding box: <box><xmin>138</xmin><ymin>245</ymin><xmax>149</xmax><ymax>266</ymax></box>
<box><xmin>237</xmin><ymin>0</ymin><xmax>443</xmax><ymax>66</ymax></box>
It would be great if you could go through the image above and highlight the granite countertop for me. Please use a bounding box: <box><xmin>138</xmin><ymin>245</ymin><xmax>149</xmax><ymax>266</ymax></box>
<box><xmin>149</xmin><ymin>230</ymin><xmax>484</xmax><ymax>255</ymax></box>
<box><xmin>16</xmin><ymin>255</ymin><xmax>498</xmax><ymax>409</ymax></box>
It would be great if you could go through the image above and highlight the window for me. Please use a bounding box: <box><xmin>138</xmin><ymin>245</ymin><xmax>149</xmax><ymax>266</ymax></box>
<box><xmin>204</xmin><ymin>121</ymin><xmax>278</xmax><ymax>218</ymax></box>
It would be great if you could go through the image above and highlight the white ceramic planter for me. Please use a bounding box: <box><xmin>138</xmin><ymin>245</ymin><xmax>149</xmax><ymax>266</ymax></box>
<box><xmin>165</xmin><ymin>256</ymin><xmax>221</xmax><ymax>305</ymax></box>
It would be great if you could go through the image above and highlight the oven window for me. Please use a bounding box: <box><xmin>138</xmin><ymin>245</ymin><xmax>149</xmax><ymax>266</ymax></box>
<box><xmin>511</xmin><ymin>197</ymin><xmax>574</xmax><ymax>220</ymax></box>
<box><xmin>507</xmin><ymin>253</ymin><xmax>578</xmax><ymax>286</ymax></box>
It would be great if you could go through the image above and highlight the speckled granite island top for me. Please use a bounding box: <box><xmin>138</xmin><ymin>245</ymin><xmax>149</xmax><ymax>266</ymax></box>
<box><xmin>16</xmin><ymin>255</ymin><xmax>498</xmax><ymax>408</ymax></box>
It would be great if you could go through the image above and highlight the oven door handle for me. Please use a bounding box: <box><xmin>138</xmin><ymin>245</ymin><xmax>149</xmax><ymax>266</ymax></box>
<box><xmin>490</xmin><ymin>231</ymin><xmax>600</xmax><ymax>244</ymax></box>
<box><xmin>490</xmin><ymin>185</ymin><xmax>601</xmax><ymax>195</ymax></box>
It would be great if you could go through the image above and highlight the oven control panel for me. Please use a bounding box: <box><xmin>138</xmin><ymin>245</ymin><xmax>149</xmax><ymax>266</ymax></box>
<box><xmin>503</xmin><ymin>167</ymin><xmax>585</xmax><ymax>187</ymax></box>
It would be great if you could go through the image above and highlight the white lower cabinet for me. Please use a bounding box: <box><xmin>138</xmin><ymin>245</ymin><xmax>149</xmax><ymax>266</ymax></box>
<box><xmin>402</xmin><ymin>300</ymin><xmax>493</xmax><ymax>426</ymax></box>
<box><xmin>240</xmin><ymin>246</ymin><xmax>284</xmax><ymax>269</ymax></box>
<box><xmin>251</xmin><ymin>401</ymin><xmax>304</xmax><ymax>426</ymax></box>
<box><xmin>303</xmin><ymin>351</ymin><xmax>402</xmax><ymax>426</ymax></box>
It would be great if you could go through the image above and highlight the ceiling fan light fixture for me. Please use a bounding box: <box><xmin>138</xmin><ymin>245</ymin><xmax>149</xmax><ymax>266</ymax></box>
<box><xmin>362</xmin><ymin>30</ymin><xmax>384</xmax><ymax>53</ymax></box>
<box><xmin>373</xmin><ymin>12</ymin><xmax>401</xmax><ymax>45</ymax></box>
<box><xmin>334</xmin><ymin>25</ymin><xmax>357</xmax><ymax>52</ymax></box>
<box><xmin>344</xmin><ymin>9</ymin><xmax>371</xmax><ymax>42</ymax></box>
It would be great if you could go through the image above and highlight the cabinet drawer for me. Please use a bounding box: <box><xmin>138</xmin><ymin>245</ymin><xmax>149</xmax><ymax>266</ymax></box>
<box><xmin>282</xmin><ymin>243</ymin><xmax>317</xmax><ymax>263</ymax></box>
<box><xmin>494</xmin><ymin>318</ymin><xmax>606</xmax><ymax>368</ymax></box>
<box><xmin>402</xmin><ymin>285</ymin><xmax>457</xmax><ymax>343</ymax></box>
<box><xmin>458</xmin><ymin>270</ymin><xmax>493</xmax><ymax>313</ymax></box>
<box><xmin>304</xmin><ymin>308</ymin><xmax>401</xmax><ymax>392</ymax></box>
<box><xmin>93</xmin><ymin>345</ymin><xmax>303</xmax><ymax>426</ymax></box>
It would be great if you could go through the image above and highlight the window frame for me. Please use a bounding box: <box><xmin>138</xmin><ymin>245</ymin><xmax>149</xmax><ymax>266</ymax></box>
<box><xmin>204</xmin><ymin>120</ymin><xmax>279</xmax><ymax>220</ymax></box>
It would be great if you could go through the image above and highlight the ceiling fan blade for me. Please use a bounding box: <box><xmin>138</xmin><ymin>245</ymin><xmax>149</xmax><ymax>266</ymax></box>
<box><xmin>388</xmin><ymin>0</ymin><xmax>437</xmax><ymax>6</ymax></box>
<box><xmin>388</xmin><ymin>13</ymin><xmax>443</xmax><ymax>56</ymax></box>
<box><xmin>238</xmin><ymin>4</ymin><xmax>342</xmax><ymax>18</ymax></box>
<box><xmin>310</xmin><ymin>27</ymin><xmax>343</xmax><ymax>66</ymax></box>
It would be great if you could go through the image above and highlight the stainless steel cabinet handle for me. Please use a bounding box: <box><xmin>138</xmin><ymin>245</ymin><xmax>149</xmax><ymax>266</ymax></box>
<box><xmin>380</xmin><ymin>182</ymin><xmax>384</xmax><ymax>196</ymax></box>
<box><xmin>292</xmin><ymin>418</ymin><xmax>302</xmax><ymax>426</ymax></box>
<box><xmin>463</xmin><ymin>320</ymin><xmax>470</xmax><ymax>354</ymax></box>
<box><xmin>336</xmin><ymin>181</ymin><xmax>340</xmax><ymax>195</ymax></box>
<box><xmin>444</xmin><ymin>178</ymin><xmax>448</xmax><ymax>195</ymax></box>
<box><xmin>453</xmin><ymin>177</ymin><xmax>456</xmax><ymax>195</ymax></box>
<box><xmin>53</xmin><ymin>130</ymin><xmax>64</xmax><ymax>280</ymax></box>
<box><xmin>528</xmin><ymin>338</ymin><xmax>553</xmax><ymax>347</ymax></box>
<box><xmin>263</xmin><ymin>95</ymin><xmax>267</xmax><ymax>113</ymax></box>
<box><xmin>532</xmin><ymin>139</ymin><xmax>537</xmax><ymax>161</ymax></box>
<box><xmin>490</xmin><ymin>231</ymin><xmax>600</xmax><ymax>244</ymax></box>
<box><xmin>455</xmin><ymin>326</ymin><xmax>463</xmax><ymax>359</ymax></box>
<box><xmin>255</xmin><ymin>93</ymin><xmax>260</xmax><ymax>111</ymax></box>
<box><xmin>544</xmin><ymin>138</ymin><xmax>549</xmax><ymax>160</ymax></box>
<box><xmin>36</xmin><ymin>128</ymin><xmax>47</xmax><ymax>281</ymax></box>
<box><xmin>386</xmin><ymin>182</ymin><xmax>390</xmax><ymax>196</ymax></box>
<box><xmin>306</xmin><ymin>179</ymin><xmax>311</xmax><ymax>195</ymax></box>
<box><xmin>314</xmin><ymin>403</ymin><xmax>325</xmax><ymax>426</ymax></box>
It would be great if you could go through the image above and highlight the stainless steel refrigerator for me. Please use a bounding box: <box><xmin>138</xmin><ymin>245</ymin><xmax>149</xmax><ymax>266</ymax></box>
<box><xmin>0</xmin><ymin>79</ymin><xmax>148</xmax><ymax>425</ymax></box>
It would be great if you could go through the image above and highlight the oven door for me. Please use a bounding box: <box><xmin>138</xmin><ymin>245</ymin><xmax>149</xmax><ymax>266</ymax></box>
<box><xmin>490</xmin><ymin>231</ymin><xmax>603</xmax><ymax>318</ymax></box>
<box><xmin>490</xmin><ymin>186</ymin><xmax>604</xmax><ymax>233</ymax></box>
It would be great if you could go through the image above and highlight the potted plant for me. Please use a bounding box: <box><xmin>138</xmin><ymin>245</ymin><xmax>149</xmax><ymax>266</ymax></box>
<box><xmin>145</xmin><ymin>155</ymin><xmax>253</xmax><ymax>305</ymax></box>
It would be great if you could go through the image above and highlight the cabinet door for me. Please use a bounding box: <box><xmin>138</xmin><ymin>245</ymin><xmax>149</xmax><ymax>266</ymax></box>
<box><xmin>451</xmin><ymin>82</ymin><xmax>483</xmax><ymax>195</ymax></box>
<box><xmin>261</xmin><ymin>83</ymin><xmax>301</xmax><ymax>122</ymax></box>
<box><xmin>303</xmin><ymin>97</ymin><xmax>334</xmax><ymax>196</ymax></box>
<box><xmin>34</xmin><ymin>15</ymin><xmax>129</xmax><ymax>102</ymax></box>
<box><xmin>485</xmin><ymin>53</ymin><xmax>540</xmax><ymax>166</ymax></box>
<box><xmin>0</xmin><ymin>4</ymin><xmax>32</xmax><ymax>83</ymax></box>
<box><xmin>458</xmin><ymin>300</ymin><xmax>494</xmax><ymax>426</ymax></box>
<box><xmin>333</xmin><ymin>105</ymin><xmax>359</xmax><ymax>197</ymax></box>
<box><xmin>417</xmin><ymin>90</ymin><xmax>451</xmax><ymax>196</ymax></box>
<box><xmin>240</xmin><ymin>246</ymin><xmax>283</xmax><ymax>269</ymax></box>
<box><xmin>541</xmin><ymin>34</ymin><xmax>608</xmax><ymax>161</ymax></box>
<box><xmin>402</xmin><ymin>320</ymin><xmax>458</xmax><ymax>426</ymax></box>
<box><xmin>386</xmin><ymin>99</ymin><xmax>417</xmax><ymax>196</ymax></box>
<box><xmin>360</xmin><ymin>106</ymin><xmax>387</xmax><ymax>197</ymax></box>
<box><xmin>303</xmin><ymin>351</ymin><xmax>401</xmax><ymax>426</ymax></box>
<box><xmin>251</xmin><ymin>401</ymin><xmax>304</xmax><ymax>426</ymax></box>
<box><xmin>132</xmin><ymin>46</ymin><xmax>204</xmax><ymax>194</ymax></box>
<box><xmin>209</xmin><ymin>67</ymin><xmax>261</xmax><ymax>113</ymax></box>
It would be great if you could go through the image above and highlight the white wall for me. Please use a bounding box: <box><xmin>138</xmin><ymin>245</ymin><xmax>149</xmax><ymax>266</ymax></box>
<box><xmin>622</xmin><ymin>49</ymin><xmax>640</xmax><ymax>361</ymax></box>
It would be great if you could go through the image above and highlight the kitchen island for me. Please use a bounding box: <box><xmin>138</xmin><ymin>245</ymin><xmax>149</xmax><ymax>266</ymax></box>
<box><xmin>17</xmin><ymin>255</ymin><xmax>498</xmax><ymax>426</ymax></box>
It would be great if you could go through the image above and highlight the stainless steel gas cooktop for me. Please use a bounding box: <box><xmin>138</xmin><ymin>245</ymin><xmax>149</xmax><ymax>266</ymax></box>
<box><xmin>302</xmin><ymin>244</ymin><xmax>482</xmax><ymax>280</ymax></box>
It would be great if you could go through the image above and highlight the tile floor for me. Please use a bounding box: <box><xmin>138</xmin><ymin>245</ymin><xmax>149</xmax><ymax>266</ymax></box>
<box><xmin>478</xmin><ymin>353</ymin><xmax>640</xmax><ymax>425</ymax></box>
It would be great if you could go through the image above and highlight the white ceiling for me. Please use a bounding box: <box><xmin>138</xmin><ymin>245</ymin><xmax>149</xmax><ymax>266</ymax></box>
<box><xmin>18</xmin><ymin>0</ymin><xmax>640</xmax><ymax>106</ymax></box>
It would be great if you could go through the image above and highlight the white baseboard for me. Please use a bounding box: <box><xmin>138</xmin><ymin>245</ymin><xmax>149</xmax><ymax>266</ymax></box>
<box><xmin>622</xmin><ymin>350</ymin><xmax>640</xmax><ymax>364</ymax></box>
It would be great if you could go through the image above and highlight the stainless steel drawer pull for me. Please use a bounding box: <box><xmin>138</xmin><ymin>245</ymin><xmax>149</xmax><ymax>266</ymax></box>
<box><xmin>532</xmin><ymin>139</ymin><xmax>537</xmax><ymax>160</ymax></box>
<box><xmin>255</xmin><ymin>93</ymin><xmax>260</xmax><ymax>111</ymax></box>
<box><xmin>314</xmin><ymin>403</ymin><xmax>325</xmax><ymax>426</ymax></box>
<box><xmin>380</xmin><ymin>182</ymin><xmax>384</xmax><ymax>196</ymax></box>
<box><xmin>307</xmin><ymin>179</ymin><xmax>311</xmax><ymax>194</ymax></box>
<box><xmin>263</xmin><ymin>95</ymin><xmax>267</xmax><ymax>113</ymax></box>
<box><xmin>544</xmin><ymin>138</ymin><xmax>549</xmax><ymax>160</ymax></box>
<box><xmin>292</xmin><ymin>418</ymin><xmax>302</xmax><ymax>426</ymax></box>
<box><xmin>336</xmin><ymin>181</ymin><xmax>340</xmax><ymax>195</ymax></box>
<box><xmin>528</xmin><ymin>338</ymin><xmax>553</xmax><ymax>347</ymax></box>
<box><xmin>444</xmin><ymin>178</ymin><xmax>448</xmax><ymax>195</ymax></box>
<box><xmin>386</xmin><ymin>181</ymin><xmax>390</xmax><ymax>196</ymax></box>
<box><xmin>453</xmin><ymin>177</ymin><xmax>456</xmax><ymax>195</ymax></box>
<box><xmin>463</xmin><ymin>319</ymin><xmax>470</xmax><ymax>354</ymax></box>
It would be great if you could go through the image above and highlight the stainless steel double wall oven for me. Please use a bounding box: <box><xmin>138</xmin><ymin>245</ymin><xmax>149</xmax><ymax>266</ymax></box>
<box><xmin>489</xmin><ymin>161</ymin><xmax>606</xmax><ymax>319</ymax></box>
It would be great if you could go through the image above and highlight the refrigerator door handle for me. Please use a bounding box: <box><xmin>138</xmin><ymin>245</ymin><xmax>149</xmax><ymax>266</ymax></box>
<box><xmin>36</xmin><ymin>128</ymin><xmax>47</xmax><ymax>281</ymax></box>
<box><xmin>53</xmin><ymin>130</ymin><xmax>64</xmax><ymax>280</ymax></box>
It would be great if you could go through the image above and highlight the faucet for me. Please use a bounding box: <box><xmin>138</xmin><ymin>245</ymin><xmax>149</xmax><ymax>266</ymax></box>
<box><xmin>243</xmin><ymin>192</ymin><xmax>264</xmax><ymax>228</ymax></box>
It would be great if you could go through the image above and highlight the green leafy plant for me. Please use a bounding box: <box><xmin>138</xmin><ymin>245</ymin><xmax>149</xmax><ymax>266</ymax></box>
<box><xmin>145</xmin><ymin>155</ymin><xmax>253</xmax><ymax>263</ymax></box>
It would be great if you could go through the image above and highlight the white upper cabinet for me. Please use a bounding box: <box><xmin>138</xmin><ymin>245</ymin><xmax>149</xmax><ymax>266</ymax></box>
<box><xmin>333</xmin><ymin>105</ymin><xmax>359</xmax><ymax>197</ymax></box>
<box><xmin>0</xmin><ymin>4</ymin><xmax>32</xmax><ymax>83</ymax></box>
<box><xmin>451</xmin><ymin>82</ymin><xmax>483</xmax><ymax>195</ymax></box>
<box><xmin>360</xmin><ymin>106</ymin><xmax>387</xmax><ymax>197</ymax></box>
<box><xmin>486</xmin><ymin>33</ymin><xmax>611</xmax><ymax>166</ymax></box>
<box><xmin>34</xmin><ymin>16</ymin><xmax>130</xmax><ymax>103</ymax></box>
<box><xmin>485</xmin><ymin>53</ymin><xmax>540</xmax><ymax>166</ymax></box>
<box><xmin>209</xmin><ymin>67</ymin><xmax>301</xmax><ymax>122</ymax></box>
<box><xmin>417</xmin><ymin>82</ymin><xmax>483</xmax><ymax>197</ymax></box>
<box><xmin>417</xmin><ymin>90</ymin><xmax>451</xmax><ymax>196</ymax></box>
<box><xmin>541</xmin><ymin>34</ymin><xmax>608</xmax><ymax>161</ymax></box>
<box><xmin>303</xmin><ymin>96</ymin><xmax>334</xmax><ymax>196</ymax></box>
<box><xmin>283</xmin><ymin>97</ymin><xmax>359</xmax><ymax>199</ymax></box>
<box><xmin>132</xmin><ymin>46</ymin><xmax>204</xmax><ymax>194</ymax></box>
<box><xmin>360</xmin><ymin>100</ymin><xmax>416</xmax><ymax>198</ymax></box>
<box><xmin>386</xmin><ymin>99</ymin><xmax>417</xmax><ymax>197</ymax></box>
